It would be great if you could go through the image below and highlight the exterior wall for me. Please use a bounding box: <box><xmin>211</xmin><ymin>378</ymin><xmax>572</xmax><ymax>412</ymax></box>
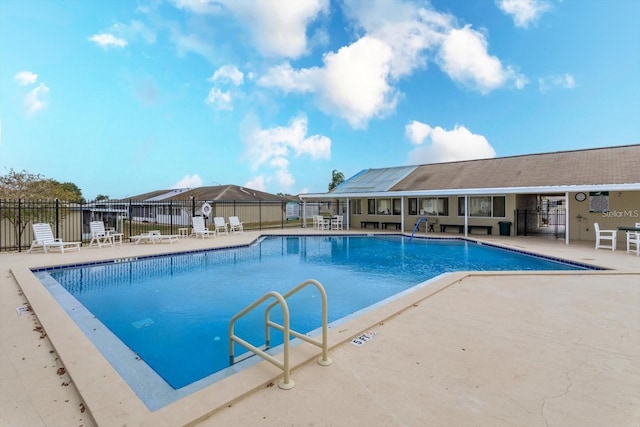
<box><xmin>349</xmin><ymin>195</ymin><xmax>517</xmax><ymax>235</ymax></box>
<box><xmin>347</xmin><ymin>191</ymin><xmax>639</xmax><ymax>243</ymax></box>
<box><xmin>568</xmin><ymin>190</ymin><xmax>640</xmax><ymax>244</ymax></box>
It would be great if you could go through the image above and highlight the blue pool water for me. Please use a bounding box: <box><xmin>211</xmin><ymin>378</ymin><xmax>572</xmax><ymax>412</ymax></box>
<box><xmin>44</xmin><ymin>235</ymin><xmax>585</xmax><ymax>392</ymax></box>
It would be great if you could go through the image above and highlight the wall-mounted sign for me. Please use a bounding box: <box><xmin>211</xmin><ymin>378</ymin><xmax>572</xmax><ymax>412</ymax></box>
<box><xmin>286</xmin><ymin>202</ymin><xmax>300</xmax><ymax>220</ymax></box>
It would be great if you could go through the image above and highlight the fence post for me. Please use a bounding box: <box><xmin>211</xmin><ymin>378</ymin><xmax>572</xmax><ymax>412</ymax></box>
<box><xmin>18</xmin><ymin>199</ymin><xmax>23</xmax><ymax>252</ymax></box>
<box><xmin>55</xmin><ymin>199</ymin><xmax>59</xmax><ymax>237</ymax></box>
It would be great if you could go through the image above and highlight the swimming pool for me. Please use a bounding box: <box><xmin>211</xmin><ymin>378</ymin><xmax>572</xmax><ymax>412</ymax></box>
<box><xmin>35</xmin><ymin>235</ymin><xmax>587</xmax><ymax>408</ymax></box>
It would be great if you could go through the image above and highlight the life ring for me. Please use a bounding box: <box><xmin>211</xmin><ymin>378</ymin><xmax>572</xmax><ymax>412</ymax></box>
<box><xmin>201</xmin><ymin>202</ymin><xmax>212</xmax><ymax>217</ymax></box>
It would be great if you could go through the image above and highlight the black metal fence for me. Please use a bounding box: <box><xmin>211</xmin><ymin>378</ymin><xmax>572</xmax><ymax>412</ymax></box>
<box><xmin>0</xmin><ymin>199</ymin><xmax>308</xmax><ymax>252</ymax></box>
<box><xmin>515</xmin><ymin>209</ymin><xmax>566</xmax><ymax>238</ymax></box>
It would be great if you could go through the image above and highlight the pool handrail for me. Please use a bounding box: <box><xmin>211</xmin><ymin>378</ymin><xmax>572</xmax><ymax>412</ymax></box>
<box><xmin>228</xmin><ymin>279</ymin><xmax>332</xmax><ymax>390</ymax></box>
<box><xmin>264</xmin><ymin>279</ymin><xmax>332</xmax><ymax>367</ymax></box>
<box><xmin>229</xmin><ymin>291</ymin><xmax>295</xmax><ymax>389</ymax></box>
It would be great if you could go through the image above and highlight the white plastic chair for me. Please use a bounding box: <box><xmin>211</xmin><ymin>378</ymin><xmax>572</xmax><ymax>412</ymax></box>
<box><xmin>191</xmin><ymin>216</ymin><xmax>215</xmax><ymax>239</ymax></box>
<box><xmin>28</xmin><ymin>223</ymin><xmax>81</xmax><ymax>253</ymax></box>
<box><xmin>89</xmin><ymin>221</ymin><xmax>112</xmax><ymax>248</ymax></box>
<box><xmin>626</xmin><ymin>223</ymin><xmax>640</xmax><ymax>256</ymax></box>
<box><xmin>331</xmin><ymin>216</ymin><xmax>343</xmax><ymax>230</ymax></box>
<box><xmin>229</xmin><ymin>216</ymin><xmax>244</xmax><ymax>234</ymax></box>
<box><xmin>626</xmin><ymin>231</ymin><xmax>639</xmax><ymax>256</ymax></box>
<box><xmin>213</xmin><ymin>217</ymin><xmax>229</xmax><ymax>235</ymax></box>
<box><xmin>594</xmin><ymin>223</ymin><xmax>617</xmax><ymax>251</ymax></box>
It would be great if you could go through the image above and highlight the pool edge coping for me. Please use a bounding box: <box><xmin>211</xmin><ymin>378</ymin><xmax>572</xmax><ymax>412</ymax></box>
<box><xmin>9</xmin><ymin>234</ymin><xmax>632</xmax><ymax>426</ymax></box>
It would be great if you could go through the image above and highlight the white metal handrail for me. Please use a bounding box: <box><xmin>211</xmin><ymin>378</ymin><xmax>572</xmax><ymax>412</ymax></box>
<box><xmin>228</xmin><ymin>279</ymin><xmax>332</xmax><ymax>390</ymax></box>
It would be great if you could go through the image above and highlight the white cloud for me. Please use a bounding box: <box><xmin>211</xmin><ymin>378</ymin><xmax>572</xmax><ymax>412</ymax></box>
<box><xmin>259</xmin><ymin>37</ymin><xmax>398</xmax><ymax>128</ymax></box>
<box><xmin>257</xmin><ymin>63</ymin><xmax>317</xmax><ymax>93</ymax></box>
<box><xmin>171</xmin><ymin>0</ymin><xmax>224</xmax><ymax>15</ymax></box>
<box><xmin>122</xmin><ymin>20</ymin><xmax>157</xmax><ymax>44</ymax></box>
<box><xmin>221</xmin><ymin>0</ymin><xmax>329</xmax><ymax>58</ymax></box>
<box><xmin>205</xmin><ymin>88</ymin><xmax>233</xmax><ymax>110</ymax></box>
<box><xmin>14</xmin><ymin>71</ymin><xmax>49</xmax><ymax>115</ymax></box>
<box><xmin>89</xmin><ymin>33</ymin><xmax>128</xmax><ymax>48</ymax></box>
<box><xmin>539</xmin><ymin>73</ymin><xmax>576</xmax><ymax>93</ymax></box>
<box><xmin>172</xmin><ymin>0</ymin><xmax>328</xmax><ymax>59</ymax></box>
<box><xmin>245</xmin><ymin>176</ymin><xmax>267</xmax><ymax>192</ymax></box>
<box><xmin>405</xmin><ymin>120</ymin><xmax>432</xmax><ymax>145</ymax></box>
<box><xmin>258</xmin><ymin>0</ymin><xmax>524</xmax><ymax>128</ymax></box>
<box><xmin>406</xmin><ymin>122</ymin><xmax>496</xmax><ymax>164</ymax></box>
<box><xmin>496</xmin><ymin>0</ymin><xmax>552</xmax><ymax>28</ymax></box>
<box><xmin>316</xmin><ymin>37</ymin><xmax>398</xmax><ymax>128</ymax></box>
<box><xmin>436</xmin><ymin>25</ymin><xmax>527</xmax><ymax>94</ymax></box>
<box><xmin>341</xmin><ymin>0</ymin><xmax>449</xmax><ymax>79</ymax></box>
<box><xmin>242</xmin><ymin>114</ymin><xmax>330</xmax><ymax>192</ymax></box>
<box><xmin>276</xmin><ymin>168</ymin><xmax>295</xmax><ymax>188</ymax></box>
<box><xmin>209</xmin><ymin>65</ymin><xmax>244</xmax><ymax>86</ymax></box>
<box><xmin>171</xmin><ymin>174</ymin><xmax>203</xmax><ymax>188</ymax></box>
<box><xmin>245</xmin><ymin>114</ymin><xmax>330</xmax><ymax>169</ymax></box>
<box><xmin>169</xmin><ymin>30</ymin><xmax>216</xmax><ymax>61</ymax></box>
<box><xmin>24</xmin><ymin>83</ymin><xmax>50</xmax><ymax>115</ymax></box>
<box><xmin>14</xmin><ymin>71</ymin><xmax>38</xmax><ymax>86</ymax></box>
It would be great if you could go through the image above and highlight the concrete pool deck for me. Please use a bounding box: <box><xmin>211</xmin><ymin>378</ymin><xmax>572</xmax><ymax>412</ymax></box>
<box><xmin>1</xmin><ymin>230</ymin><xmax>638</xmax><ymax>426</ymax></box>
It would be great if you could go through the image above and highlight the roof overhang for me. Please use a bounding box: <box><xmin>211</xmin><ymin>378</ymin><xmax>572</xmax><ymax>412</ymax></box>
<box><xmin>300</xmin><ymin>183</ymin><xmax>640</xmax><ymax>199</ymax></box>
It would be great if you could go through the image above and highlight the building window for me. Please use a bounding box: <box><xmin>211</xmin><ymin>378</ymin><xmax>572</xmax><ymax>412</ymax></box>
<box><xmin>392</xmin><ymin>198</ymin><xmax>401</xmax><ymax>215</ymax></box>
<box><xmin>367</xmin><ymin>199</ymin><xmax>376</xmax><ymax>215</ymax></box>
<box><xmin>377</xmin><ymin>199</ymin><xmax>391</xmax><ymax>215</ymax></box>
<box><xmin>419</xmin><ymin>197</ymin><xmax>449</xmax><ymax>216</ymax></box>
<box><xmin>458</xmin><ymin>196</ymin><xmax>506</xmax><ymax>217</ymax></box>
<box><xmin>351</xmin><ymin>199</ymin><xmax>362</xmax><ymax>215</ymax></box>
<box><xmin>408</xmin><ymin>198</ymin><xmax>418</xmax><ymax>215</ymax></box>
<box><xmin>492</xmin><ymin>196</ymin><xmax>505</xmax><ymax>217</ymax></box>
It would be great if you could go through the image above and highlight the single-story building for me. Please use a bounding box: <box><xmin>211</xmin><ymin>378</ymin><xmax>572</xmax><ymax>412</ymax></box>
<box><xmin>300</xmin><ymin>144</ymin><xmax>640</xmax><ymax>245</ymax></box>
<box><xmin>83</xmin><ymin>185</ymin><xmax>300</xmax><ymax>233</ymax></box>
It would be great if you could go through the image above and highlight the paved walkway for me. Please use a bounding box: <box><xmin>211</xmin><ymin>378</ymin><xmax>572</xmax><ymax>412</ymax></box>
<box><xmin>1</xmin><ymin>231</ymin><xmax>638</xmax><ymax>426</ymax></box>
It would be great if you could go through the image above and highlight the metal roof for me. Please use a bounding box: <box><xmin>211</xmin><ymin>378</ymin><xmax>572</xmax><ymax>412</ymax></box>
<box><xmin>330</xmin><ymin>166</ymin><xmax>418</xmax><ymax>194</ymax></box>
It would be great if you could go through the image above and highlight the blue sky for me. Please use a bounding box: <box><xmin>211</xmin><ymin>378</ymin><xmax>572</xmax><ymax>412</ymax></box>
<box><xmin>1</xmin><ymin>0</ymin><xmax>639</xmax><ymax>200</ymax></box>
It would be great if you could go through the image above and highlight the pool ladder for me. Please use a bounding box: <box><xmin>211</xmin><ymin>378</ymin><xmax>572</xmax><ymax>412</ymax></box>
<box><xmin>228</xmin><ymin>279</ymin><xmax>333</xmax><ymax>389</ymax></box>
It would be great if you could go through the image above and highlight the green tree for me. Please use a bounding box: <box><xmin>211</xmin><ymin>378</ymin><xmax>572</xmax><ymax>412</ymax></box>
<box><xmin>328</xmin><ymin>169</ymin><xmax>345</xmax><ymax>191</ymax></box>
<box><xmin>95</xmin><ymin>194</ymin><xmax>110</xmax><ymax>201</ymax></box>
<box><xmin>0</xmin><ymin>169</ymin><xmax>85</xmax><ymax>248</ymax></box>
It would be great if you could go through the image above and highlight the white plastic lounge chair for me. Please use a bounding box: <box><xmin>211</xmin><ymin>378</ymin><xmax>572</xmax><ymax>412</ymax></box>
<box><xmin>213</xmin><ymin>217</ymin><xmax>229</xmax><ymax>235</ymax></box>
<box><xmin>28</xmin><ymin>223</ymin><xmax>81</xmax><ymax>253</ymax></box>
<box><xmin>594</xmin><ymin>222</ymin><xmax>617</xmax><ymax>251</ymax></box>
<box><xmin>191</xmin><ymin>216</ymin><xmax>215</xmax><ymax>239</ymax></box>
<box><xmin>130</xmin><ymin>230</ymin><xmax>179</xmax><ymax>244</ymax></box>
<box><xmin>229</xmin><ymin>216</ymin><xmax>244</xmax><ymax>234</ymax></box>
<box><xmin>89</xmin><ymin>221</ymin><xmax>123</xmax><ymax>248</ymax></box>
